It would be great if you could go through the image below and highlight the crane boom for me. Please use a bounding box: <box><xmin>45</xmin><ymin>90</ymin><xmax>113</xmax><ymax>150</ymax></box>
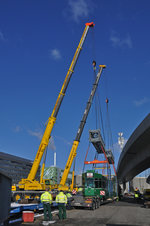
<box><xmin>19</xmin><ymin>22</ymin><xmax>94</xmax><ymax>187</ymax></box>
<box><xmin>59</xmin><ymin>65</ymin><xmax>106</xmax><ymax>188</ymax></box>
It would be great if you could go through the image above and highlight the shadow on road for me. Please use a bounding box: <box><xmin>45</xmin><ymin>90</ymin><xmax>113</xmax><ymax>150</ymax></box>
<box><xmin>107</xmin><ymin>225</ymin><xmax>140</xmax><ymax>226</ymax></box>
<box><xmin>107</xmin><ymin>196</ymin><xmax>144</xmax><ymax>207</ymax></box>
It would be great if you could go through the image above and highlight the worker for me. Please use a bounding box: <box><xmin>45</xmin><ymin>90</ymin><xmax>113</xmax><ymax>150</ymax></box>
<box><xmin>40</xmin><ymin>187</ymin><xmax>53</xmax><ymax>221</ymax></box>
<box><xmin>78</xmin><ymin>186</ymin><xmax>83</xmax><ymax>192</ymax></box>
<box><xmin>56</xmin><ymin>190</ymin><xmax>67</xmax><ymax>220</ymax></box>
<box><xmin>134</xmin><ymin>187</ymin><xmax>140</xmax><ymax>203</ymax></box>
<box><xmin>66</xmin><ymin>191</ymin><xmax>72</xmax><ymax>198</ymax></box>
<box><xmin>76</xmin><ymin>186</ymin><xmax>83</xmax><ymax>196</ymax></box>
<box><xmin>66</xmin><ymin>192</ymin><xmax>73</xmax><ymax>209</ymax></box>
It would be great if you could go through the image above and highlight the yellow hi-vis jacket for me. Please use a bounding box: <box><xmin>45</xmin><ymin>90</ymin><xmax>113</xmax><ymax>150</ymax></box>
<box><xmin>66</xmin><ymin>193</ymin><xmax>72</xmax><ymax>198</ymax></box>
<box><xmin>56</xmin><ymin>192</ymin><xmax>67</xmax><ymax>204</ymax></box>
<box><xmin>134</xmin><ymin>193</ymin><xmax>139</xmax><ymax>198</ymax></box>
<box><xmin>41</xmin><ymin>191</ymin><xmax>52</xmax><ymax>204</ymax></box>
<box><xmin>78</xmin><ymin>187</ymin><xmax>83</xmax><ymax>192</ymax></box>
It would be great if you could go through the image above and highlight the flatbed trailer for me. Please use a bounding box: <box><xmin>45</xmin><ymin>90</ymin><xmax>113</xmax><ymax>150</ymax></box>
<box><xmin>10</xmin><ymin>201</ymin><xmax>59</xmax><ymax>217</ymax></box>
<box><xmin>10</xmin><ymin>202</ymin><xmax>43</xmax><ymax>215</ymax></box>
<box><xmin>71</xmin><ymin>193</ymin><xmax>101</xmax><ymax>210</ymax></box>
<box><xmin>71</xmin><ymin>193</ymin><xmax>114</xmax><ymax>210</ymax></box>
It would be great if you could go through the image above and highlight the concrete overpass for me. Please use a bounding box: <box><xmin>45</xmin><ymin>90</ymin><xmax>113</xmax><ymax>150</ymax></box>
<box><xmin>117</xmin><ymin>113</ymin><xmax>150</xmax><ymax>184</ymax></box>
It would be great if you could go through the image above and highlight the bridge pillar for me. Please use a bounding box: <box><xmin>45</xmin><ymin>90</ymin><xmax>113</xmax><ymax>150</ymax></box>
<box><xmin>129</xmin><ymin>180</ymin><xmax>134</xmax><ymax>192</ymax></box>
<box><xmin>123</xmin><ymin>181</ymin><xmax>126</xmax><ymax>192</ymax></box>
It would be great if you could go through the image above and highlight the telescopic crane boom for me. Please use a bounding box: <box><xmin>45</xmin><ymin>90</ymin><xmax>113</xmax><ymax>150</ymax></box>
<box><xmin>18</xmin><ymin>22</ymin><xmax>94</xmax><ymax>191</ymax></box>
<box><xmin>59</xmin><ymin>65</ymin><xmax>106</xmax><ymax>190</ymax></box>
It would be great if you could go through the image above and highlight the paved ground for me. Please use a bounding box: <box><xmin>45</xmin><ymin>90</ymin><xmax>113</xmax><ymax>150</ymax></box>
<box><xmin>12</xmin><ymin>197</ymin><xmax>150</xmax><ymax>226</ymax></box>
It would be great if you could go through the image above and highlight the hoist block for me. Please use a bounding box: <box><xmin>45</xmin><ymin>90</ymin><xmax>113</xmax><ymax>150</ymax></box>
<box><xmin>105</xmin><ymin>150</ymin><xmax>114</xmax><ymax>164</ymax></box>
<box><xmin>89</xmin><ymin>129</ymin><xmax>105</xmax><ymax>154</ymax></box>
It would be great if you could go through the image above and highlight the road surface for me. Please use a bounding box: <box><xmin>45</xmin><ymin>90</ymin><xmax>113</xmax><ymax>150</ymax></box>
<box><xmin>12</xmin><ymin>197</ymin><xmax>150</xmax><ymax>226</ymax></box>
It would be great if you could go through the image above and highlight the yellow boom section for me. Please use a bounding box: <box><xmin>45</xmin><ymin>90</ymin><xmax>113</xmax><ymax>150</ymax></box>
<box><xmin>27</xmin><ymin>117</ymin><xmax>56</xmax><ymax>181</ymax></box>
<box><xmin>19</xmin><ymin>22</ymin><xmax>94</xmax><ymax>185</ymax></box>
<box><xmin>59</xmin><ymin>140</ymin><xmax>79</xmax><ymax>187</ymax></box>
<box><xmin>59</xmin><ymin>65</ymin><xmax>106</xmax><ymax>189</ymax></box>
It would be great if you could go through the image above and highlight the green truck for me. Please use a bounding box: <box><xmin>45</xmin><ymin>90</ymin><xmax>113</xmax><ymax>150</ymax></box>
<box><xmin>71</xmin><ymin>170</ymin><xmax>117</xmax><ymax>210</ymax></box>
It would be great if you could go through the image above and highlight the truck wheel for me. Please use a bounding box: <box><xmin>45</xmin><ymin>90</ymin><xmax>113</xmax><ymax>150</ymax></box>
<box><xmin>97</xmin><ymin>200</ymin><xmax>100</xmax><ymax>208</ymax></box>
<box><xmin>95</xmin><ymin>201</ymin><xmax>98</xmax><ymax>209</ymax></box>
<box><xmin>99</xmin><ymin>199</ymin><xmax>101</xmax><ymax>206</ymax></box>
<box><xmin>91</xmin><ymin>202</ymin><xmax>96</xmax><ymax>210</ymax></box>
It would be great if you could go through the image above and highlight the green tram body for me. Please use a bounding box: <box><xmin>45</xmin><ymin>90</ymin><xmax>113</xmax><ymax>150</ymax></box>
<box><xmin>71</xmin><ymin>170</ymin><xmax>116</xmax><ymax>209</ymax></box>
<box><xmin>82</xmin><ymin>170</ymin><xmax>114</xmax><ymax>200</ymax></box>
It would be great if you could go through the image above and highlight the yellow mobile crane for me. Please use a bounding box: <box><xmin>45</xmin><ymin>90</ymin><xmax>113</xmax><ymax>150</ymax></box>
<box><xmin>12</xmin><ymin>22</ymin><xmax>94</xmax><ymax>201</ymax></box>
<box><xmin>59</xmin><ymin>64</ymin><xmax>106</xmax><ymax>191</ymax></box>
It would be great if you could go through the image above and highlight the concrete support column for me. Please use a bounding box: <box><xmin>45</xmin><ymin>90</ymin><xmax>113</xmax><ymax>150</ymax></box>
<box><xmin>123</xmin><ymin>181</ymin><xmax>126</xmax><ymax>192</ymax></box>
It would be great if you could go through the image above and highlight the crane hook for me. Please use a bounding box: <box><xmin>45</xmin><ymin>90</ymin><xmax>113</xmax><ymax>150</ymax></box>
<box><xmin>92</xmin><ymin>60</ymin><xmax>96</xmax><ymax>71</ymax></box>
<box><xmin>106</xmin><ymin>98</ymin><xmax>109</xmax><ymax>104</ymax></box>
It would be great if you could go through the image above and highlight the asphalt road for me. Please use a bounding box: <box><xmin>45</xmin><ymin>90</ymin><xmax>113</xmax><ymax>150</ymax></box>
<box><xmin>16</xmin><ymin>197</ymin><xmax>150</xmax><ymax>226</ymax></box>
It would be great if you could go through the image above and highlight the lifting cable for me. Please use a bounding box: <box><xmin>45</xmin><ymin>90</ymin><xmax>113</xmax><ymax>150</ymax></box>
<box><xmin>91</xmin><ymin>25</ymin><xmax>98</xmax><ymax>129</ymax></box>
<box><xmin>93</xmin><ymin>61</ymin><xmax>98</xmax><ymax>129</ymax></box>
<box><xmin>91</xmin><ymin>25</ymin><xmax>96</xmax><ymax>67</ymax></box>
<box><xmin>82</xmin><ymin>141</ymin><xmax>91</xmax><ymax>172</ymax></box>
<box><xmin>105</xmin><ymin>98</ymin><xmax>114</xmax><ymax>157</ymax></box>
<box><xmin>103</xmin><ymin>71</ymin><xmax>117</xmax><ymax>177</ymax></box>
<box><xmin>92</xmin><ymin>62</ymin><xmax>104</xmax><ymax>169</ymax></box>
<box><xmin>92</xmin><ymin>152</ymin><xmax>98</xmax><ymax>169</ymax></box>
<box><xmin>92</xmin><ymin>60</ymin><xmax>106</xmax><ymax>169</ymax></box>
<box><xmin>92</xmin><ymin>60</ymin><xmax>106</xmax><ymax>142</ymax></box>
<box><xmin>82</xmin><ymin>27</ymin><xmax>97</xmax><ymax>173</ymax></box>
<box><xmin>85</xmin><ymin>27</ymin><xmax>107</xmax><ymax>172</ymax></box>
<box><xmin>91</xmin><ymin>26</ymin><xmax>106</xmax><ymax>142</ymax></box>
<box><xmin>104</xmin><ymin>69</ymin><xmax>114</xmax><ymax>155</ymax></box>
<box><xmin>73</xmin><ymin>25</ymin><xmax>96</xmax><ymax>176</ymax></box>
<box><xmin>96</xmin><ymin>87</ymin><xmax>106</xmax><ymax>144</ymax></box>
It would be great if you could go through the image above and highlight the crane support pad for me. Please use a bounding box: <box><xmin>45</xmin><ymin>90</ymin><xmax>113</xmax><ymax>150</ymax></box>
<box><xmin>89</xmin><ymin>130</ymin><xmax>105</xmax><ymax>154</ymax></box>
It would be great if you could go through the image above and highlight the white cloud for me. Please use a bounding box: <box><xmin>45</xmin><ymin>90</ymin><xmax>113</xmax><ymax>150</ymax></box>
<box><xmin>13</xmin><ymin>126</ymin><xmax>22</xmax><ymax>133</ymax></box>
<box><xmin>55</xmin><ymin>135</ymin><xmax>71</xmax><ymax>146</ymax></box>
<box><xmin>50</xmin><ymin>49</ymin><xmax>61</xmax><ymax>60</ymax></box>
<box><xmin>145</xmin><ymin>60</ymin><xmax>150</xmax><ymax>65</ymax></box>
<box><xmin>0</xmin><ymin>31</ymin><xmax>5</xmax><ymax>41</ymax></box>
<box><xmin>133</xmin><ymin>97</ymin><xmax>150</xmax><ymax>107</ymax></box>
<box><xmin>110</xmin><ymin>31</ymin><xmax>132</xmax><ymax>49</ymax></box>
<box><xmin>28</xmin><ymin>129</ymin><xmax>43</xmax><ymax>140</ymax></box>
<box><xmin>48</xmin><ymin>136</ymin><xmax>56</xmax><ymax>151</ymax></box>
<box><xmin>28</xmin><ymin>129</ymin><xmax>56</xmax><ymax>151</ymax></box>
<box><xmin>67</xmin><ymin>0</ymin><xmax>91</xmax><ymax>23</ymax></box>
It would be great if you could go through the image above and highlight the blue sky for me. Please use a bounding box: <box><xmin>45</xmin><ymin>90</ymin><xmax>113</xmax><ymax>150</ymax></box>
<box><xmin>0</xmin><ymin>0</ymin><xmax>150</xmax><ymax>177</ymax></box>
